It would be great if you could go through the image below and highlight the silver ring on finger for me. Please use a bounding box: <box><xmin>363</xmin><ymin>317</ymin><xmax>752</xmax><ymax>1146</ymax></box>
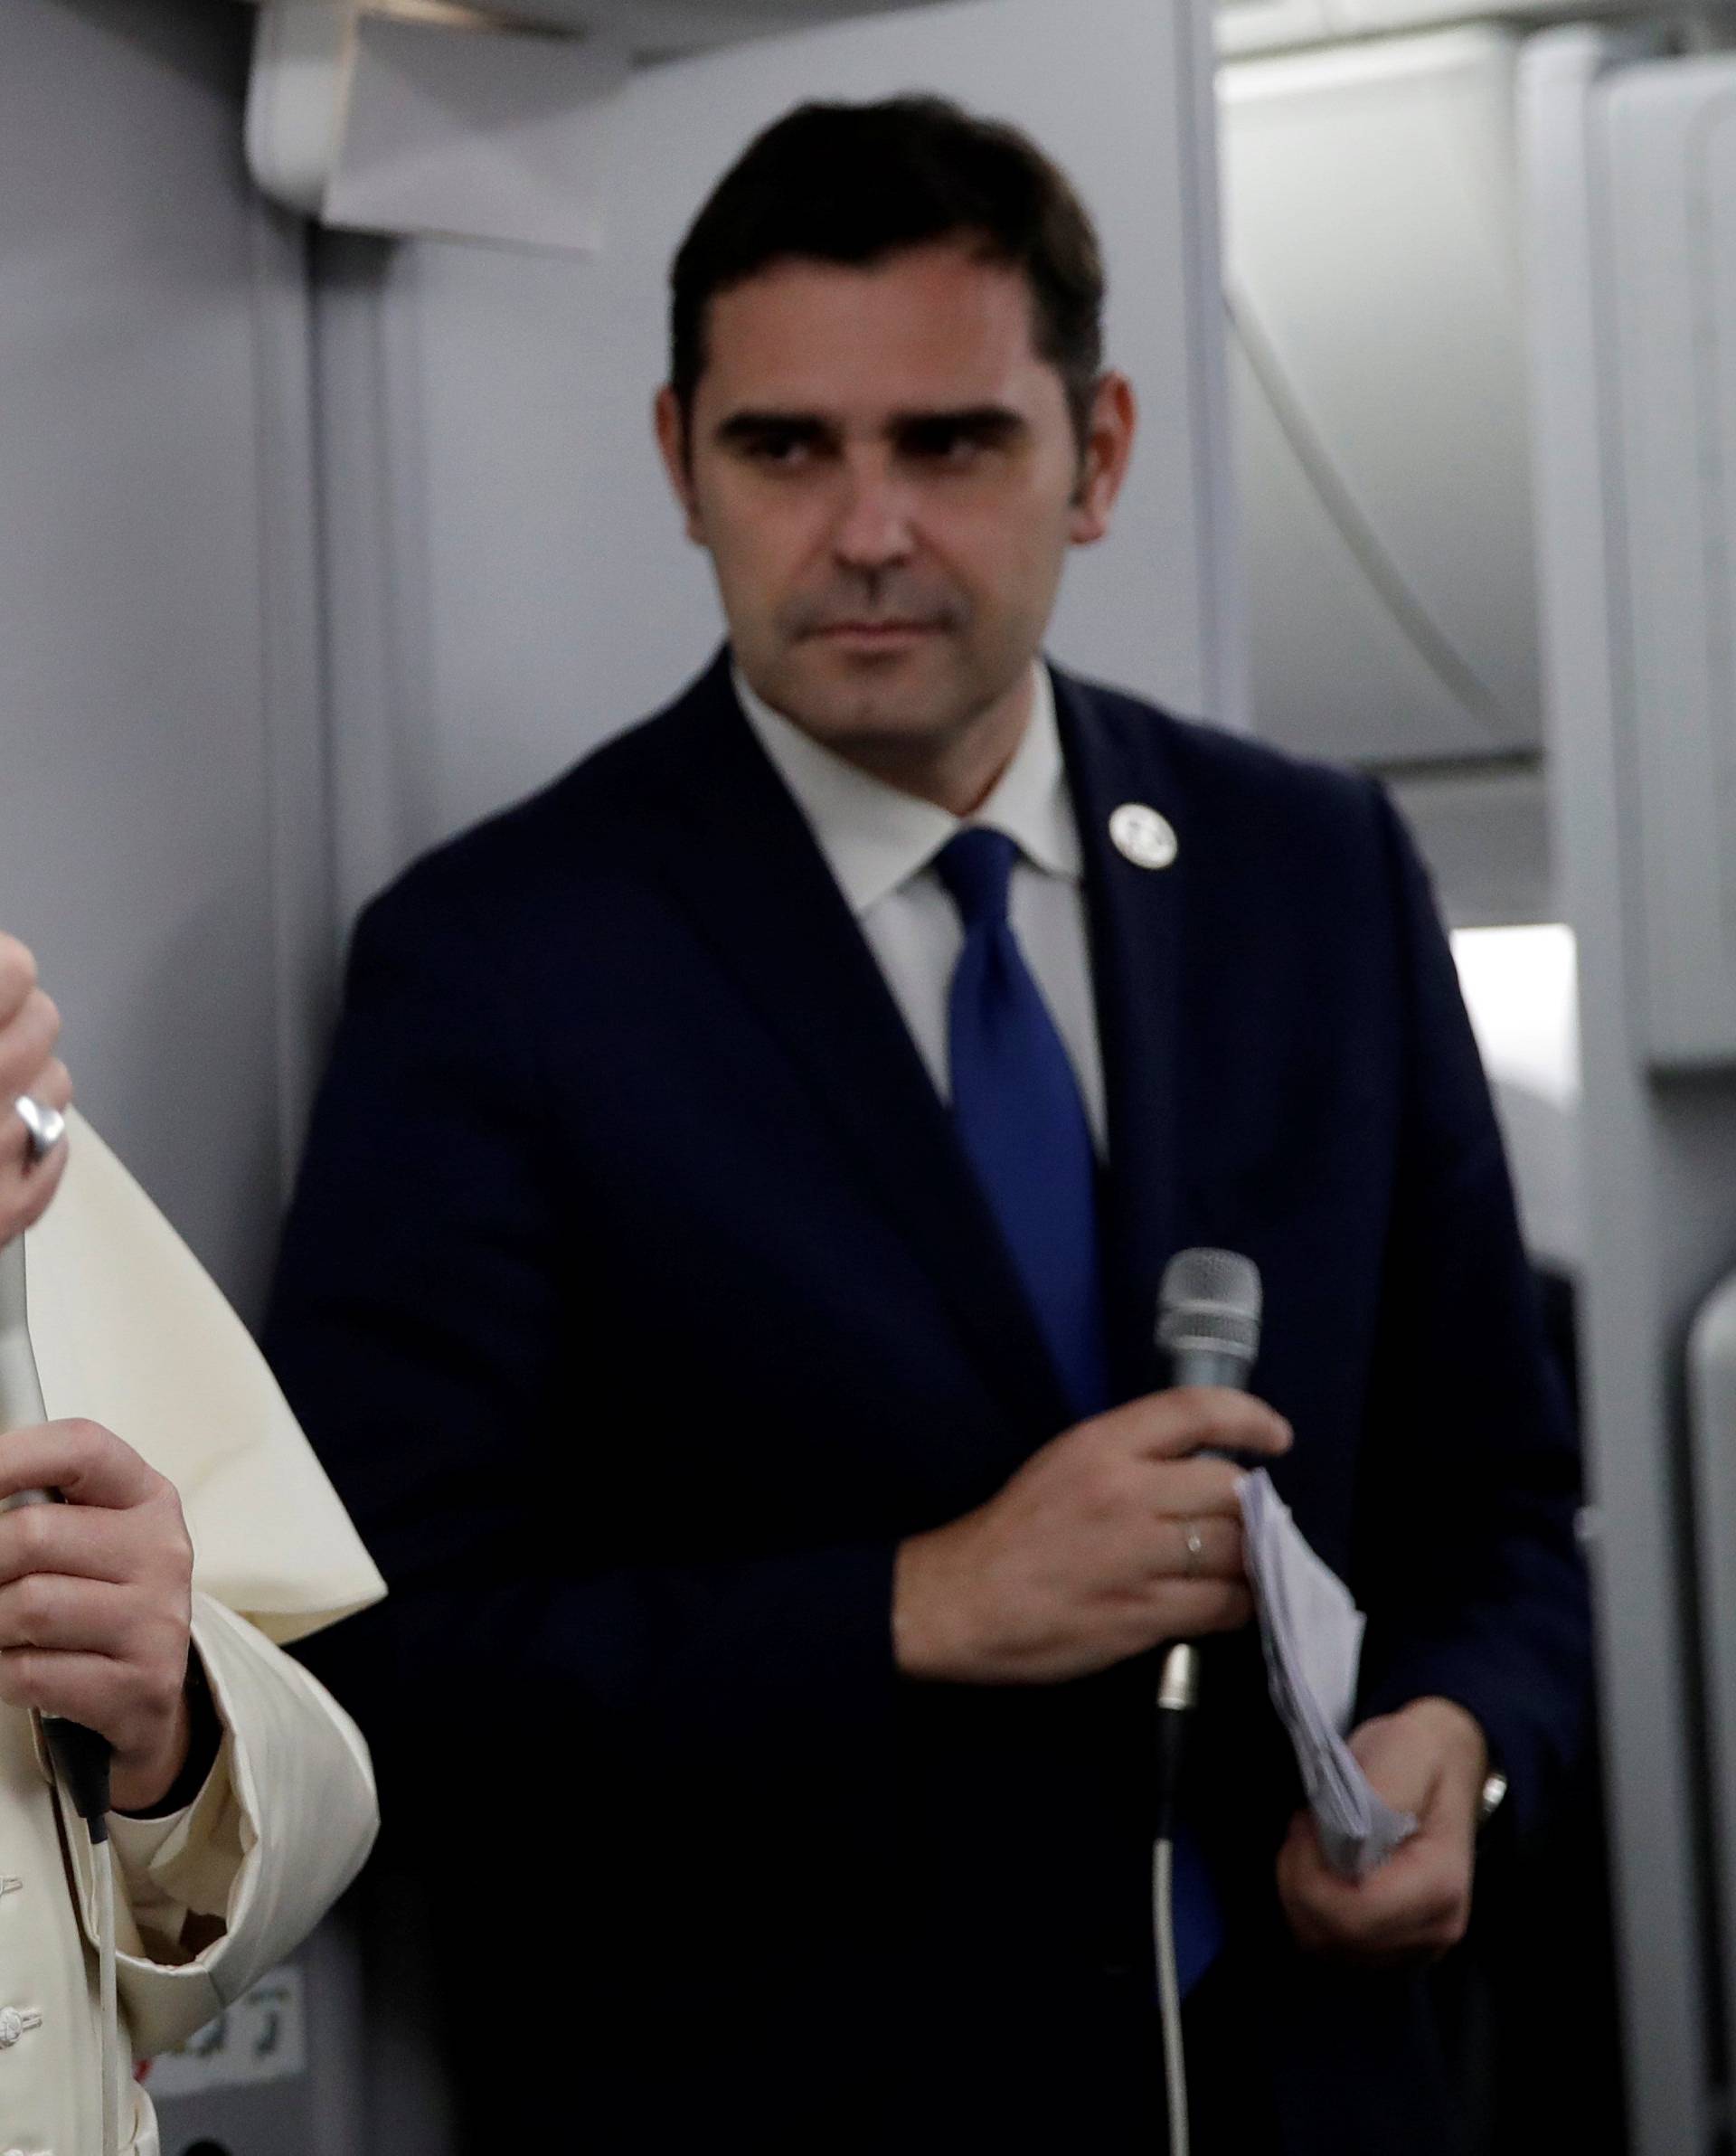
<box><xmin>14</xmin><ymin>1094</ymin><xmax>66</xmax><ymax>1165</ymax></box>
<box><xmin>1180</xmin><ymin>1518</ymin><xmax>1205</xmax><ymax>1579</ymax></box>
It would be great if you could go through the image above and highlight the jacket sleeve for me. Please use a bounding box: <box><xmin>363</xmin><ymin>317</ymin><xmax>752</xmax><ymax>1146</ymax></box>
<box><xmin>63</xmin><ymin>1593</ymin><xmax>379</xmax><ymax>2057</ymax></box>
<box><xmin>263</xmin><ymin>882</ymin><xmax>899</xmax><ymax>1886</ymax></box>
<box><xmin>1352</xmin><ymin>783</ymin><xmax>1593</xmax><ymax>1833</ymax></box>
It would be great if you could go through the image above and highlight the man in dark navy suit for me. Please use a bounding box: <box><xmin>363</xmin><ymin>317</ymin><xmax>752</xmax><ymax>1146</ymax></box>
<box><xmin>267</xmin><ymin>99</ymin><xmax>1589</xmax><ymax>2152</ymax></box>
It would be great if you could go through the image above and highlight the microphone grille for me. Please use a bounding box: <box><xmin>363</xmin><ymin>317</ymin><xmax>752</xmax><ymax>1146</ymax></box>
<box><xmin>1156</xmin><ymin>1247</ymin><xmax>1262</xmax><ymax>1362</ymax></box>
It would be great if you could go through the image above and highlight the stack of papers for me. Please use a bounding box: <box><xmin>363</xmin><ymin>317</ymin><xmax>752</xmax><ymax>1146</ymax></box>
<box><xmin>1236</xmin><ymin>1469</ymin><xmax>1416</xmax><ymax>1881</ymax></box>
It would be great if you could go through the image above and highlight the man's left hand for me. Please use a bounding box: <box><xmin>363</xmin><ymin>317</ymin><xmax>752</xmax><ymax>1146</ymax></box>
<box><xmin>1276</xmin><ymin>1696</ymin><xmax>1488</xmax><ymax>1965</ymax></box>
<box><xmin>0</xmin><ymin>1419</ymin><xmax>195</xmax><ymax>1813</ymax></box>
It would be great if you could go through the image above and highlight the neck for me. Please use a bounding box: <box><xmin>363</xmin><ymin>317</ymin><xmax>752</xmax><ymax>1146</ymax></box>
<box><xmin>832</xmin><ymin>667</ymin><xmax>1037</xmax><ymax>818</ymax></box>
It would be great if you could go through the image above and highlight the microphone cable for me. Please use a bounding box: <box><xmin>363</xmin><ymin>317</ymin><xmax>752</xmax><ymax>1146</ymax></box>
<box><xmin>1154</xmin><ymin>1640</ymin><xmax>1200</xmax><ymax>2156</ymax></box>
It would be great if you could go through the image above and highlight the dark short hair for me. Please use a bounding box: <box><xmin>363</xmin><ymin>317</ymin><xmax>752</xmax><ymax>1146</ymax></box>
<box><xmin>669</xmin><ymin>96</ymin><xmax>1106</xmax><ymax>451</ymax></box>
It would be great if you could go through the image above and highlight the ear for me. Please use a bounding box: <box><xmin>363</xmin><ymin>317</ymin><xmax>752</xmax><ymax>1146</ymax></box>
<box><xmin>1068</xmin><ymin>373</ymin><xmax>1137</xmax><ymax>547</ymax></box>
<box><xmin>654</xmin><ymin>385</ymin><xmax>706</xmax><ymax>545</ymax></box>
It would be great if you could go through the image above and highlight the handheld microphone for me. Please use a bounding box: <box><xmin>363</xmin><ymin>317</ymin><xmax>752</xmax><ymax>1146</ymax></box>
<box><xmin>1156</xmin><ymin>1246</ymin><xmax>1262</xmax><ymax>1394</ymax></box>
<box><xmin>1150</xmin><ymin>1249</ymin><xmax>1264</xmax><ymax>2156</ymax></box>
<box><xmin>1152</xmin><ymin>1245</ymin><xmax>1264</xmax><ymax>1723</ymax></box>
<box><xmin>0</xmin><ymin>1238</ymin><xmax>113</xmax><ymax>1829</ymax></box>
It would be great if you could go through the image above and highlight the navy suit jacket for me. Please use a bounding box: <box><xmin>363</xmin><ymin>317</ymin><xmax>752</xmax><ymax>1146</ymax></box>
<box><xmin>266</xmin><ymin>653</ymin><xmax>1589</xmax><ymax>2151</ymax></box>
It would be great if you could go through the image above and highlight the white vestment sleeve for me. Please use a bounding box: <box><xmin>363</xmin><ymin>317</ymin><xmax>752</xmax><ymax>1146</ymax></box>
<box><xmin>60</xmin><ymin>1593</ymin><xmax>379</xmax><ymax>2057</ymax></box>
<box><xmin>25</xmin><ymin>1110</ymin><xmax>387</xmax><ymax>1641</ymax></box>
<box><xmin>17</xmin><ymin>1110</ymin><xmax>387</xmax><ymax>2057</ymax></box>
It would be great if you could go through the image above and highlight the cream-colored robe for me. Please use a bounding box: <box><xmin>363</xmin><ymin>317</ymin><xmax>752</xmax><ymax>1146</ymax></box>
<box><xmin>5</xmin><ymin>1112</ymin><xmax>384</xmax><ymax>2155</ymax></box>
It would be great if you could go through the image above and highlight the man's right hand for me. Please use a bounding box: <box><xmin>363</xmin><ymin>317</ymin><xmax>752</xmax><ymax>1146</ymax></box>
<box><xmin>0</xmin><ymin>934</ymin><xmax>70</xmax><ymax>1249</ymax></box>
<box><xmin>892</xmin><ymin>1387</ymin><xmax>1291</xmax><ymax>1685</ymax></box>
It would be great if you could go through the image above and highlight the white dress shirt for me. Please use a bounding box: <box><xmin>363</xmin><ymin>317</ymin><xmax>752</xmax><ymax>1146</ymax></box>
<box><xmin>733</xmin><ymin>660</ymin><xmax>1108</xmax><ymax>1153</ymax></box>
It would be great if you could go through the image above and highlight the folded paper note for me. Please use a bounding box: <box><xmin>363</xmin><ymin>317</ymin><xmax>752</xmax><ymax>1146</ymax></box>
<box><xmin>1237</xmin><ymin>1469</ymin><xmax>1416</xmax><ymax>1880</ymax></box>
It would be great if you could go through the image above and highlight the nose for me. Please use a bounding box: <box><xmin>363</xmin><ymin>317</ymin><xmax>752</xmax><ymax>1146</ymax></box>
<box><xmin>831</xmin><ymin>449</ymin><xmax>916</xmax><ymax>573</ymax></box>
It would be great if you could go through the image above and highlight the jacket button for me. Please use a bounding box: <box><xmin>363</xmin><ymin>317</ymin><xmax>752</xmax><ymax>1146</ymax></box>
<box><xmin>0</xmin><ymin>2009</ymin><xmax>23</xmax><ymax>2047</ymax></box>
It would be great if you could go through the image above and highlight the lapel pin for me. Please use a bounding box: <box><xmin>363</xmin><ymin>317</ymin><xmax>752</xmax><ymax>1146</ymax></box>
<box><xmin>1109</xmin><ymin>803</ymin><xmax>1178</xmax><ymax>871</ymax></box>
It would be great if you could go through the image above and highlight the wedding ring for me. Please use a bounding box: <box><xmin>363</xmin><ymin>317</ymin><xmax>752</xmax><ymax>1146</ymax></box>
<box><xmin>1180</xmin><ymin>1519</ymin><xmax>1205</xmax><ymax>1578</ymax></box>
<box><xmin>14</xmin><ymin>1094</ymin><xmax>65</xmax><ymax>1164</ymax></box>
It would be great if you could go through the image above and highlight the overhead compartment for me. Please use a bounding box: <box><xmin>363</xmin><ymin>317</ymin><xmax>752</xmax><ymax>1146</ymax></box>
<box><xmin>1216</xmin><ymin>0</ymin><xmax>1682</xmax><ymax>62</ymax></box>
<box><xmin>244</xmin><ymin>0</ymin><xmax>956</xmax><ymax>246</ymax></box>
<box><xmin>456</xmin><ymin>0</ymin><xmax>957</xmax><ymax>42</ymax></box>
<box><xmin>1220</xmin><ymin>27</ymin><xmax>1541</xmax><ymax>770</ymax></box>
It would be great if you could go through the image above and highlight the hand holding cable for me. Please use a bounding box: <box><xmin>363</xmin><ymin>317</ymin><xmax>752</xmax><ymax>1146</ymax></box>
<box><xmin>0</xmin><ymin>952</ymin><xmax>169</xmax><ymax>2156</ymax></box>
<box><xmin>0</xmin><ymin>1415</ymin><xmax>195</xmax><ymax>1813</ymax></box>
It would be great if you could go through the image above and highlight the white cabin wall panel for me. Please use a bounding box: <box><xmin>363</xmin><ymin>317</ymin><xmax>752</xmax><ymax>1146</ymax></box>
<box><xmin>317</xmin><ymin>0</ymin><xmax>1229</xmax><ymax>873</ymax></box>
<box><xmin>1222</xmin><ymin>29</ymin><xmax>1541</xmax><ymax>765</ymax></box>
<box><xmin>0</xmin><ymin>0</ymin><xmax>326</xmax><ymax>1315</ymax></box>
<box><xmin>1229</xmin><ymin>333</ymin><xmax>1496</xmax><ymax>763</ymax></box>
<box><xmin>1601</xmin><ymin>60</ymin><xmax>1736</xmax><ymax>1066</ymax></box>
<box><xmin>1520</xmin><ymin>28</ymin><xmax>1736</xmax><ymax>2148</ymax></box>
<box><xmin>1388</xmin><ymin>766</ymin><xmax>1554</xmax><ymax>929</ymax></box>
<box><xmin>313</xmin><ymin>232</ymin><xmax>450</xmax><ymax>937</ymax></box>
<box><xmin>1587</xmin><ymin>51</ymin><xmax>1736</xmax><ymax>2127</ymax></box>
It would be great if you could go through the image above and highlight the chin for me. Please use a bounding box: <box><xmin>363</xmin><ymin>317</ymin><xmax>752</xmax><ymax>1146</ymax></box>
<box><xmin>799</xmin><ymin>694</ymin><xmax>958</xmax><ymax>760</ymax></box>
<box><xmin>783</xmin><ymin>648</ymin><xmax>967</xmax><ymax>740</ymax></box>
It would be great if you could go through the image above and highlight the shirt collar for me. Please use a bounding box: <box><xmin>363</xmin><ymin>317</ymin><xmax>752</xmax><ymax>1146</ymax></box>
<box><xmin>733</xmin><ymin>658</ymin><xmax>1082</xmax><ymax>919</ymax></box>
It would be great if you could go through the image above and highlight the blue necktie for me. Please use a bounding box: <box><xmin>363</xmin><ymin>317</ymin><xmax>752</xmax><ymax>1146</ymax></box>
<box><xmin>936</xmin><ymin>826</ymin><xmax>1221</xmax><ymax>1996</ymax></box>
<box><xmin>936</xmin><ymin>827</ymin><xmax>1110</xmax><ymax>1419</ymax></box>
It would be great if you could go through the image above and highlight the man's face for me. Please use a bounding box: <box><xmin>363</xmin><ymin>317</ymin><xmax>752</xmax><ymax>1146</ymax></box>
<box><xmin>656</xmin><ymin>242</ymin><xmax>1134</xmax><ymax>770</ymax></box>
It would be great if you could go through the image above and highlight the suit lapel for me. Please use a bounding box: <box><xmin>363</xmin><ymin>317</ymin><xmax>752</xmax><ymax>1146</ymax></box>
<box><xmin>646</xmin><ymin>657</ymin><xmax>1073</xmax><ymax>1444</ymax></box>
<box><xmin>1052</xmin><ymin>667</ymin><xmax>1191</xmax><ymax>1395</ymax></box>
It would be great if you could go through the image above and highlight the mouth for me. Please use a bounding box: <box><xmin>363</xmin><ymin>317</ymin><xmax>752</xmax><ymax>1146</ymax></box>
<box><xmin>811</xmin><ymin>620</ymin><xmax>945</xmax><ymax>648</ymax></box>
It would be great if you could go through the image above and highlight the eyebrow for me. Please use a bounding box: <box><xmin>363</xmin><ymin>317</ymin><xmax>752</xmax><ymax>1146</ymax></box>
<box><xmin>712</xmin><ymin>405</ymin><xmax>1030</xmax><ymax>450</ymax></box>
